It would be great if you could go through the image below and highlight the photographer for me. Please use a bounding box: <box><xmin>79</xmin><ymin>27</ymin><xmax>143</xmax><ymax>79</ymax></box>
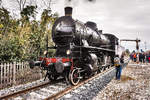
<box><xmin>114</xmin><ymin>55</ymin><xmax>122</xmax><ymax>80</ymax></box>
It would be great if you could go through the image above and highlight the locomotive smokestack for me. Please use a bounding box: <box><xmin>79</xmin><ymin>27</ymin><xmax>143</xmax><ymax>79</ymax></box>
<box><xmin>65</xmin><ymin>7</ymin><xmax>73</xmax><ymax>16</ymax></box>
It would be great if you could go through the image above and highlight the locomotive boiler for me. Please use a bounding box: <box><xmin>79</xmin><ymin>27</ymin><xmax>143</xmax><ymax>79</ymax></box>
<box><xmin>29</xmin><ymin>7</ymin><xmax>119</xmax><ymax>85</ymax></box>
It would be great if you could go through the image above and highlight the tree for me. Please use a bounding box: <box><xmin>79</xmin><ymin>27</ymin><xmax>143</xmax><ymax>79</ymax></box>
<box><xmin>0</xmin><ymin>0</ymin><xmax>2</xmax><ymax>8</ymax></box>
<box><xmin>41</xmin><ymin>0</ymin><xmax>53</xmax><ymax>10</ymax></box>
<box><xmin>39</xmin><ymin>8</ymin><xmax>58</xmax><ymax>57</ymax></box>
<box><xmin>0</xmin><ymin>7</ymin><xmax>11</xmax><ymax>35</ymax></box>
<box><xmin>16</xmin><ymin>0</ymin><xmax>27</xmax><ymax>12</ymax></box>
<box><xmin>0</xmin><ymin>1</ymin><xmax>59</xmax><ymax>62</ymax></box>
<box><xmin>20</xmin><ymin>5</ymin><xmax>37</xmax><ymax>21</ymax></box>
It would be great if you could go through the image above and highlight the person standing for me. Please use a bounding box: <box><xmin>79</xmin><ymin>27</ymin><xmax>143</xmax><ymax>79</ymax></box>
<box><xmin>139</xmin><ymin>53</ymin><xmax>142</xmax><ymax>63</ymax></box>
<box><xmin>120</xmin><ymin>54</ymin><xmax>124</xmax><ymax>64</ymax></box>
<box><xmin>146</xmin><ymin>53</ymin><xmax>149</xmax><ymax>63</ymax></box>
<box><xmin>133</xmin><ymin>53</ymin><xmax>137</xmax><ymax>62</ymax></box>
<box><xmin>149</xmin><ymin>54</ymin><xmax>150</xmax><ymax>63</ymax></box>
<box><xmin>114</xmin><ymin>55</ymin><xmax>122</xmax><ymax>80</ymax></box>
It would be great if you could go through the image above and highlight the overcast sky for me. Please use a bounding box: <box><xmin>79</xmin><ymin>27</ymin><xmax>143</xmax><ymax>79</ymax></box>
<box><xmin>2</xmin><ymin>0</ymin><xmax>150</xmax><ymax>52</ymax></box>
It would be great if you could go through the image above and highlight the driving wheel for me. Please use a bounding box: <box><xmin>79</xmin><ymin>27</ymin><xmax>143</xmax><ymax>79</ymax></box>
<box><xmin>69</xmin><ymin>68</ymin><xmax>80</xmax><ymax>85</ymax></box>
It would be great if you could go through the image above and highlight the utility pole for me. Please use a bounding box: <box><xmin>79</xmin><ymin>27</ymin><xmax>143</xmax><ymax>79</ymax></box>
<box><xmin>120</xmin><ymin>38</ymin><xmax>141</xmax><ymax>51</ymax></box>
<box><xmin>0</xmin><ymin>0</ymin><xmax>2</xmax><ymax>8</ymax></box>
<box><xmin>144</xmin><ymin>41</ymin><xmax>147</xmax><ymax>51</ymax></box>
<box><xmin>120</xmin><ymin>38</ymin><xmax>141</xmax><ymax>63</ymax></box>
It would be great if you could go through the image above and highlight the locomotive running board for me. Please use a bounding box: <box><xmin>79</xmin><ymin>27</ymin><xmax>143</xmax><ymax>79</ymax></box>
<box><xmin>74</xmin><ymin>46</ymin><xmax>115</xmax><ymax>52</ymax></box>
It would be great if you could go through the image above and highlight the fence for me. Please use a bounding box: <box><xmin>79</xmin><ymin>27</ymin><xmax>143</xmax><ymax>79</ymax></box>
<box><xmin>0</xmin><ymin>62</ymin><xmax>44</xmax><ymax>89</ymax></box>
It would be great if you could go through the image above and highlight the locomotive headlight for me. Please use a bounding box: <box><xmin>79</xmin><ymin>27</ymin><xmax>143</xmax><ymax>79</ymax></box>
<box><xmin>66</xmin><ymin>50</ymin><xmax>71</xmax><ymax>55</ymax></box>
<box><xmin>43</xmin><ymin>50</ymin><xmax>47</xmax><ymax>55</ymax></box>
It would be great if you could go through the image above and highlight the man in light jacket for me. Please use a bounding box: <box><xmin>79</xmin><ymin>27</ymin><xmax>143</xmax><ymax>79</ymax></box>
<box><xmin>114</xmin><ymin>55</ymin><xmax>122</xmax><ymax>80</ymax></box>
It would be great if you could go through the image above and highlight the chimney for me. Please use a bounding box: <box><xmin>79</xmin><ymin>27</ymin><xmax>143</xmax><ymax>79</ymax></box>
<box><xmin>64</xmin><ymin>7</ymin><xmax>73</xmax><ymax>16</ymax></box>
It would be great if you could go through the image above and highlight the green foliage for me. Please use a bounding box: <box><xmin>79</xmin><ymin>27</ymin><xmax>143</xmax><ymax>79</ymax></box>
<box><xmin>0</xmin><ymin>36</ymin><xmax>23</xmax><ymax>61</ymax></box>
<box><xmin>0</xmin><ymin>7</ymin><xmax>11</xmax><ymax>35</ymax></box>
<box><xmin>21</xmin><ymin>5</ymin><xmax>37</xmax><ymax>21</ymax></box>
<box><xmin>0</xmin><ymin>6</ymin><xmax>58</xmax><ymax>62</ymax></box>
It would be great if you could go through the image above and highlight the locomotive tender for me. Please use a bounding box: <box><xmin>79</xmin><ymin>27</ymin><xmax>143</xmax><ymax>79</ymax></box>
<box><xmin>29</xmin><ymin>7</ymin><xmax>119</xmax><ymax>85</ymax></box>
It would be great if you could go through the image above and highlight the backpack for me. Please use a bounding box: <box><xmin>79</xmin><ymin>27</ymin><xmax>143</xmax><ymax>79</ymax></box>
<box><xmin>133</xmin><ymin>54</ymin><xmax>136</xmax><ymax>58</ymax></box>
<box><xmin>114</xmin><ymin>57</ymin><xmax>120</xmax><ymax>67</ymax></box>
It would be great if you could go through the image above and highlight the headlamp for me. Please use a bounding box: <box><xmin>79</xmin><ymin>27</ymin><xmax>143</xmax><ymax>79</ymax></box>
<box><xmin>43</xmin><ymin>51</ymin><xmax>47</xmax><ymax>55</ymax></box>
<box><xmin>66</xmin><ymin>50</ymin><xmax>71</xmax><ymax>55</ymax></box>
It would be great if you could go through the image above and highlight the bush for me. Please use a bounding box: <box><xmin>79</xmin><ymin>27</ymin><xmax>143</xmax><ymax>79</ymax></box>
<box><xmin>0</xmin><ymin>7</ymin><xmax>58</xmax><ymax>62</ymax></box>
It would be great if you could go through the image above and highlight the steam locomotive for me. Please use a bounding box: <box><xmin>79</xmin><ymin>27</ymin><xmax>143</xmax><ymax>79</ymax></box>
<box><xmin>29</xmin><ymin>7</ymin><xmax>119</xmax><ymax>85</ymax></box>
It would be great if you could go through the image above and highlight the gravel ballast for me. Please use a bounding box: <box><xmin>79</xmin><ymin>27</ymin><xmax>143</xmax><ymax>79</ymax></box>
<box><xmin>60</xmin><ymin>67</ymin><xmax>116</xmax><ymax>100</ymax></box>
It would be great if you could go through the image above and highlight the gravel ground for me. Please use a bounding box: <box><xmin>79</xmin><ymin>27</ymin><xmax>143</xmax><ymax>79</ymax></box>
<box><xmin>93</xmin><ymin>63</ymin><xmax>150</xmax><ymax>100</ymax></box>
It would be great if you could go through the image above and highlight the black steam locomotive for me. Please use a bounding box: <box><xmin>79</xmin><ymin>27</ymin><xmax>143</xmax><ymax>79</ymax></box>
<box><xmin>29</xmin><ymin>7</ymin><xmax>119</xmax><ymax>85</ymax></box>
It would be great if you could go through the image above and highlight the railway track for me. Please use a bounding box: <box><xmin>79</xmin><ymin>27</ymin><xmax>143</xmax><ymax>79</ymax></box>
<box><xmin>0</xmin><ymin>61</ymin><xmax>128</xmax><ymax>100</ymax></box>
<box><xmin>46</xmin><ymin>66</ymin><xmax>116</xmax><ymax>100</ymax></box>
<box><xmin>0</xmin><ymin>79</ymin><xmax>63</xmax><ymax>100</ymax></box>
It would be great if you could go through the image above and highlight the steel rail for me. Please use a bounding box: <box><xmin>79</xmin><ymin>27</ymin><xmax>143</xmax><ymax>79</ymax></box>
<box><xmin>0</xmin><ymin>80</ymin><xmax>62</xmax><ymax>100</ymax></box>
